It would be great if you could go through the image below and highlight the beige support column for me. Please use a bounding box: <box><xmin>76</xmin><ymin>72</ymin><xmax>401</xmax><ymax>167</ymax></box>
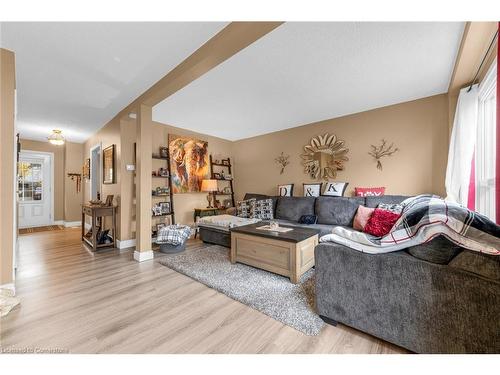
<box><xmin>0</xmin><ymin>48</ymin><xmax>16</xmax><ymax>289</ymax></box>
<box><xmin>134</xmin><ymin>104</ymin><xmax>153</xmax><ymax>262</ymax></box>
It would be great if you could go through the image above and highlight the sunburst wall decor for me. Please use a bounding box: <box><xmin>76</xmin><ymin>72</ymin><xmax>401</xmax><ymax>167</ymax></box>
<box><xmin>300</xmin><ymin>133</ymin><xmax>349</xmax><ymax>180</ymax></box>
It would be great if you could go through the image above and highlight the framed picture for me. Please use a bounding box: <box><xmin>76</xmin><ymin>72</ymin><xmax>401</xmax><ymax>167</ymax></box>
<box><xmin>152</xmin><ymin>204</ymin><xmax>163</xmax><ymax>216</ymax></box>
<box><xmin>303</xmin><ymin>183</ymin><xmax>322</xmax><ymax>197</ymax></box>
<box><xmin>159</xmin><ymin>202</ymin><xmax>170</xmax><ymax>214</ymax></box>
<box><xmin>105</xmin><ymin>194</ymin><xmax>114</xmax><ymax>206</ymax></box>
<box><xmin>278</xmin><ymin>183</ymin><xmax>294</xmax><ymax>197</ymax></box>
<box><xmin>322</xmin><ymin>181</ymin><xmax>349</xmax><ymax>197</ymax></box>
<box><xmin>158</xmin><ymin>168</ymin><xmax>169</xmax><ymax>177</ymax></box>
<box><xmin>169</xmin><ymin>134</ymin><xmax>209</xmax><ymax>193</ymax></box>
<box><xmin>83</xmin><ymin>158</ymin><xmax>90</xmax><ymax>179</ymax></box>
<box><xmin>159</xmin><ymin>146</ymin><xmax>169</xmax><ymax>158</ymax></box>
<box><xmin>103</xmin><ymin>145</ymin><xmax>115</xmax><ymax>184</ymax></box>
<box><xmin>221</xmin><ymin>159</ymin><xmax>230</xmax><ymax>166</ymax></box>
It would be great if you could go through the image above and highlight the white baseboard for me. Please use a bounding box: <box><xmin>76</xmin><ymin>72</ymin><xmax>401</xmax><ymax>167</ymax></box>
<box><xmin>133</xmin><ymin>250</ymin><xmax>154</xmax><ymax>262</ymax></box>
<box><xmin>117</xmin><ymin>239</ymin><xmax>136</xmax><ymax>249</ymax></box>
<box><xmin>64</xmin><ymin>221</ymin><xmax>81</xmax><ymax>228</ymax></box>
<box><xmin>1</xmin><ymin>283</ymin><xmax>16</xmax><ymax>296</ymax></box>
<box><xmin>54</xmin><ymin>220</ymin><xmax>81</xmax><ymax>227</ymax></box>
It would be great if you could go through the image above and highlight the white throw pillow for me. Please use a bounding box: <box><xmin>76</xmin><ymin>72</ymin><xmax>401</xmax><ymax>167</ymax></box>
<box><xmin>303</xmin><ymin>183</ymin><xmax>322</xmax><ymax>197</ymax></box>
<box><xmin>277</xmin><ymin>184</ymin><xmax>294</xmax><ymax>197</ymax></box>
<box><xmin>322</xmin><ymin>181</ymin><xmax>348</xmax><ymax>197</ymax></box>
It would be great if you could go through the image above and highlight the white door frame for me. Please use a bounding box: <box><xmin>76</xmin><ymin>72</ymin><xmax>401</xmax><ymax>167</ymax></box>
<box><xmin>18</xmin><ymin>150</ymin><xmax>55</xmax><ymax>227</ymax></box>
<box><xmin>90</xmin><ymin>143</ymin><xmax>102</xmax><ymax>200</ymax></box>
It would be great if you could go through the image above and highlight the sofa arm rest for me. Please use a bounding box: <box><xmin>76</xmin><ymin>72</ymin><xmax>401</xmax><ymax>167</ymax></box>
<box><xmin>226</xmin><ymin>207</ymin><xmax>237</xmax><ymax>216</ymax></box>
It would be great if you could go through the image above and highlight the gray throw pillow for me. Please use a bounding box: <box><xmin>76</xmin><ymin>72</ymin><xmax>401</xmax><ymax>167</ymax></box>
<box><xmin>250</xmin><ymin>198</ymin><xmax>273</xmax><ymax>220</ymax></box>
<box><xmin>377</xmin><ymin>203</ymin><xmax>403</xmax><ymax>214</ymax></box>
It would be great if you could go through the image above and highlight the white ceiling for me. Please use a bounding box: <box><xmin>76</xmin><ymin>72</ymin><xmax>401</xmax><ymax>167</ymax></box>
<box><xmin>0</xmin><ymin>22</ymin><xmax>227</xmax><ymax>143</ymax></box>
<box><xmin>153</xmin><ymin>22</ymin><xmax>464</xmax><ymax>141</ymax></box>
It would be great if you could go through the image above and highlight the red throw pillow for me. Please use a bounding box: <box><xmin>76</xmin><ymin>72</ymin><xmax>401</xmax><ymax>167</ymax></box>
<box><xmin>354</xmin><ymin>187</ymin><xmax>386</xmax><ymax>197</ymax></box>
<box><xmin>364</xmin><ymin>208</ymin><xmax>400</xmax><ymax>237</ymax></box>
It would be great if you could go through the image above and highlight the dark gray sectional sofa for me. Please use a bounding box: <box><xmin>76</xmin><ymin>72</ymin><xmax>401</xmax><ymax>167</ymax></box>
<box><xmin>199</xmin><ymin>192</ymin><xmax>500</xmax><ymax>353</ymax></box>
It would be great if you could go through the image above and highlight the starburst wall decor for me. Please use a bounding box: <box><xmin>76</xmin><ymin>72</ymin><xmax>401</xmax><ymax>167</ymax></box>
<box><xmin>300</xmin><ymin>133</ymin><xmax>349</xmax><ymax>180</ymax></box>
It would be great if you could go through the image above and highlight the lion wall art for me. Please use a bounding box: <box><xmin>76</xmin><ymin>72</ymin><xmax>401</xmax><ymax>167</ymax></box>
<box><xmin>168</xmin><ymin>134</ymin><xmax>209</xmax><ymax>193</ymax></box>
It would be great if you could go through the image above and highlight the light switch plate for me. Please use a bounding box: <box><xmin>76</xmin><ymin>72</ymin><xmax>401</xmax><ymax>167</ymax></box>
<box><xmin>126</xmin><ymin>164</ymin><xmax>135</xmax><ymax>171</ymax></box>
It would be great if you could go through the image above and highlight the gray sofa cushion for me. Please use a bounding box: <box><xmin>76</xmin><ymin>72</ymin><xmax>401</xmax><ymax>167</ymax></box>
<box><xmin>315</xmin><ymin>196</ymin><xmax>365</xmax><ymax>226</ymax></box>
<box><xmin>365</xmin><ymin>195</ymin><xmax>410</xmax><ymax>208</ymax></box>
<box><xmin>406</xmin><ymin>236</ymin><xmax>462</xmax><ymax>265</ymax></box>
<box><xmin>449</xmin><ymin>250</ymin><xmax>500</xmax><ymax>281</ymax></box>
<box><xmin>275</xmin><ymin>197</ymin><xmax>316</xmax><ymax>222</ymax></box>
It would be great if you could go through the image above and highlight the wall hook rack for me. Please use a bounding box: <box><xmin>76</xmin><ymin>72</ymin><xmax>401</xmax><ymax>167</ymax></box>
<box><xmin>67</xmin><ymin>173</ymin><xmax>82</xmax><ymax>193</ymax></box>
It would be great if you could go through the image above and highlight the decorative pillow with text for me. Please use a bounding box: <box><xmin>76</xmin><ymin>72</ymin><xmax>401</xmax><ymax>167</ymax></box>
<box><xmin>354</xmin><ymin>187</ymin><xmax>386</xmax><ymax>197</ymax></box>
<box><xmin>278</xmin><ymin>184</ymin><xmax>294</xmax><ymax>197</ymax></box>
<box><xmin>303</xmin><ymin>183</ymin><xmax>322</xmax><ymax>197</ymax></box>
<box><xmin>322</xmin><ymin>181</ymin><xmax>348</xmax><ymax>197</ymax></box>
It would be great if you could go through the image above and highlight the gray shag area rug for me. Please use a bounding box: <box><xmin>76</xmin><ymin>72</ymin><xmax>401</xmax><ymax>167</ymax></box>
<box><xmin>158</xmin><ymin>245</ymin><xmax>324</xmax><ymax>335</ymax></box>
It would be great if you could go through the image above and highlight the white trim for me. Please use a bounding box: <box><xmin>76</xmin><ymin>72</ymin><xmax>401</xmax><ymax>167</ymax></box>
<box><xmin>1</xmin><ymin>283</ymin><xmax>16</xmax><ymax>296</ymax></box>
<box><xmin>13</xmin><ymin>116</ymin><xmax>18</xmax><ymax>276</ymax></box>
<box><xmin>117</xmin><ymin>238</ymin><xmax>136</xmax><ymax>249</ymax></box>
<box><xmin>19</xmin><ymin>149</ymin><xmax>55</xmax><ymax>226</ymax></box>
<box><xmin>134</xmin><ymin>250</ymin><xmax>154</xmax><ymax>262</ymax></box>
<box><xmin>475</xmin><ymin>58</ymin><xmax>497</xmax><ymax>221</ymax></box>
<box><xmin>89</xmin><ymin>143</ymin><xmax>102</xmax><ymax>200</ymax></box>
<box><xmin>63</xmin><ymin>221</ymin><xmax>81</xmax><ymax>228</ymax></box>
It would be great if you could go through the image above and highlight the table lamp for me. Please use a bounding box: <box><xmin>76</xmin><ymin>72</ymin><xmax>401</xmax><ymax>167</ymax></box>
<box><xmin>201</xmin><ymin>179</ymin><xmax>218</xmax><ymax>208</ymax></box>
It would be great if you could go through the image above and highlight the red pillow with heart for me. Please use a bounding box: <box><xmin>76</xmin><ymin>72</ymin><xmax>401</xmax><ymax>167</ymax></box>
<box><xmin>354</xmin><ymin>187</ymin><xmax>386</xmax><ymax>197</ymax></box>
<box><xmin>363</xmin><ymin>208</ymin><xmax>401</xmax><ymax>237</ymax></box>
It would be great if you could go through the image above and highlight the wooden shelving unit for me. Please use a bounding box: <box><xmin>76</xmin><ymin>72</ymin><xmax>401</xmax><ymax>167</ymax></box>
<box><xmin>209</xmin><ymin>155</ymin><xmax>235</xmax><ymax>208</ymax></box>
<box><xmin>151</xmin><ymin>150</ymin><xmax>175</xmax><ymax>240</ymax></box>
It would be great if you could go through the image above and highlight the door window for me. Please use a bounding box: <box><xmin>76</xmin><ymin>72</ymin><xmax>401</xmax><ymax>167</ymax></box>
<box><xmin>18</xmin><ymin>161</ymin><xmax>43</xmax><ymax>201</ymax></box>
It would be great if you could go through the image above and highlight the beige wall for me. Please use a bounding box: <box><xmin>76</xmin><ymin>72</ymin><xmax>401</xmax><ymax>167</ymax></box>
<box><xmin>64</xmin><ymin>142</ymin><xmax>84</xmax><ymax>222</ymax></box>
<box><xmin>82</xmin><ymin>118</ymin><xmax>233</xmax><ymax>241</ymax></box>
<box><xmin>233</xmin><ymin>94</ymin><xmax>449</xmax><ymax>199</ymax></box>
<box><xmin>19</xmin><ymin>139</ymin><xmax>83</xmax><ymax>222</ymax></box>
<box><xmin>1</xmin><ymin>48</ymin><xmax>16</xmax><ymax>285</ymax></box>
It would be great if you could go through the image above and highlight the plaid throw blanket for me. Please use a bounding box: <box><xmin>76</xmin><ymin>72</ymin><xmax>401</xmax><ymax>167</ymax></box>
<box><xmin>156</xmin><ymin>225</ymin><xmax>192</xmax><ymax>245</ymax></box>
<box><xmin>320</xmin><ymin>195</ymin><xmax>500</xmax><ymax>255</ymax></box>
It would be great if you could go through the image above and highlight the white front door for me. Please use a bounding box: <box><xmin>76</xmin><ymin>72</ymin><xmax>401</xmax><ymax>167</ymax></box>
<box><xmin>18</xmin><ymin>152</ymin><xmax>52</xmax><ymax>228</ymax></box>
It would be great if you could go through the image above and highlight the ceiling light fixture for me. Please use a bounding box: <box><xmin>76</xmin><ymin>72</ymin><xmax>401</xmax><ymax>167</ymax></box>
<box><xmin>48</xmin><ymin>129</ymin><xmax>65</xmax><ymax>145</ymax></box>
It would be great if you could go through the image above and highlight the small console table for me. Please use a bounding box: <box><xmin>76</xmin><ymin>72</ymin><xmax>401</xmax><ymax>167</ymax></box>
<box><xmin>81</xmin><ymin>204</ymin><xmax>117</xmax><ymax>251</ymax></box>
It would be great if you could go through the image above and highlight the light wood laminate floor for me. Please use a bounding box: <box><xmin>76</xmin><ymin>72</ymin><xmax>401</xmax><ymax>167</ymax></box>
<box><xmin>1</xmin><ymin>227</ymin><xmax>406</xmax><ymax>354</ymax></box>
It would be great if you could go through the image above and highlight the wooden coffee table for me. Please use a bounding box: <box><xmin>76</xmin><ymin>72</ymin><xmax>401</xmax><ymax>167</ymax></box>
<box><xmin>230</xmin><ymin>222</ymin><xmax>319</xmax><ymax>283</ymax></box>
